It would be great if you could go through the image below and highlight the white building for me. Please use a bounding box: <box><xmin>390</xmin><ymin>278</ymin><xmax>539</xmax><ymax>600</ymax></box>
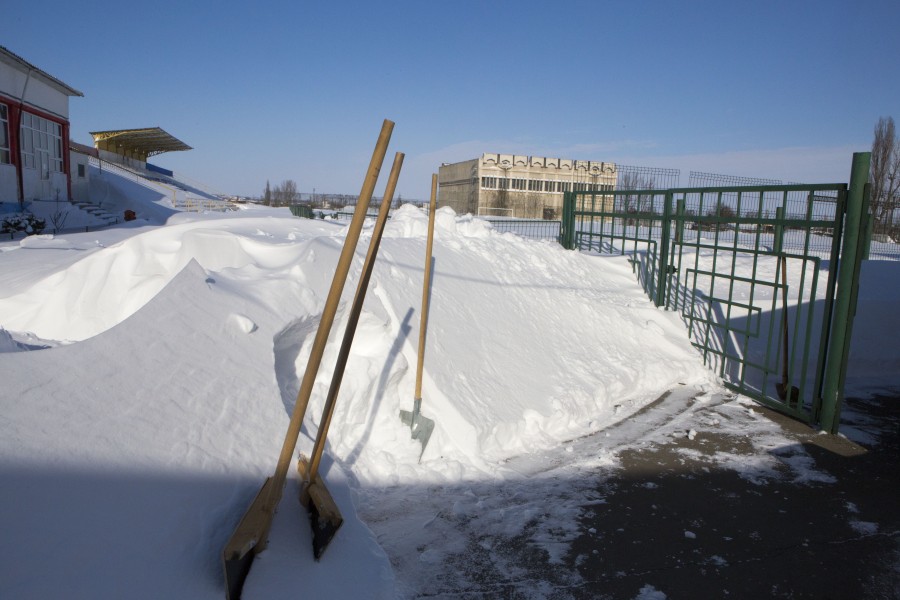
<box><xmin>0</xmin><ymin>46</ymin><xmax>83</xmax><ymax>206</ymax></box>
<box><xmin>438</xmin><ymin>153</ymin><xmax>618</xmax><ymax>219</ymax></box>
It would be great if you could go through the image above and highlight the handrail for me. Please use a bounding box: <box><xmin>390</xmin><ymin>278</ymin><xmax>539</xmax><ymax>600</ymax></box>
<box><xmin>89</xmin><ymin>157</ymin><xmax>179</xmax><ymax>205</ymax></box>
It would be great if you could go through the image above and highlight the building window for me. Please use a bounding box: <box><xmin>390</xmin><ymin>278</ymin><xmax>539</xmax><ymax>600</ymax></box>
<box><xmin>0</xmin><ymin>104</ymin><xmax>9</xmax><ymax>164</ymax></box>
<box><xmin>77</xmin><ymin>163</ymin><xmax>86</xmax><ymax>178</ymax></box>
<box><xmin>20</xmin><ymin>112</ymin><xmax>63</xmax><ymax>174</ymax></box>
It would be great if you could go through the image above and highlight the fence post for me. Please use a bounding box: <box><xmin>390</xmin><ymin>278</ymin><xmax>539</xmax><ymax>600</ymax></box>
<box><xmin>820</xmin><ymin>152</ymin><xmax>871</xmax><ymax>433</ymax></box>
<box><xmin>560</xmin><ymin>192</ymin><xmax>575</xmax><ymax>249</ymax></box>
<box><xmin>861</xmin><ymin>200</ymin><xmax>873</xmax><ymax>260</ymax></box>
<box><xmin>675</xmin><ymin>198</ymin><xmax>685</xmax><ymax>244</ymax></box>
<box><xmin>773</xmin><ymin>207</ymin><xmax>785</xmax><ymax>255</ymax></box>
<box><xmin>655</xmin><ymin>191</ymin><xmax>673</xmax><ymax>307</ymax></box>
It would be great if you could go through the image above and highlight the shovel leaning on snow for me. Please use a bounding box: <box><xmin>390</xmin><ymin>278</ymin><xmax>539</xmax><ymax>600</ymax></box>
<box><xmin>776</xmin><ymin>254</ymin><xmax>800</xmax><ymax>403</ymax></box>
<box><xmin>297</xmin><ymin>151</ymin><xmax>405</xmax><ymax>559</ymax></box>
<box><xmin>222</xmin><ymin>119</ymin><xmax>394</xmax><ymax>600</ymax></box>
<box><xmin>399</xmin><ymin>174</ymin><xmax>437</xmax><ymax>460</ymax></box>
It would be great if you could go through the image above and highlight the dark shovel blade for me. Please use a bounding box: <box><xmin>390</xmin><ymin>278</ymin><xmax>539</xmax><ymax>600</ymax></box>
<box><xmin>776</xmin><ymin>383</ymin><xmax>801</xmax><ymax>403</ymax></box>
<box><xmin>222</xmin><ymin>477</ymin><xmax>275</xmax><ymax>600</ymax></box>
<box><xmin>308</xmin><ymin>494</ymin><xmax>343</xmax><ymax>560</ymax></box>
<box><xmin>298</xmin><ymin>457</ymin><xmax>344</xmax><ymax>560</ymax></box>
<box><xmin>223</xmin><ymin>551</ymin><xmax>254</xmax><ymax>600</ymax></box>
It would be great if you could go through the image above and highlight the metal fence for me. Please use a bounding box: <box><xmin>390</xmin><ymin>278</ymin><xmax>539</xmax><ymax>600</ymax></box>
<box><xmin>481</xmin><ymin>218</ymin><xmax>561</xmax><ymax>241</ymax></box>
<box><xmin>312</xmin><ymin>209</ymin><xmax>561</xmax><ymax>242</ymax></box>
<box><xmin>560</xmin><ymin>153</ymin><xmax>873</xmax><ymax>433</ymax></box>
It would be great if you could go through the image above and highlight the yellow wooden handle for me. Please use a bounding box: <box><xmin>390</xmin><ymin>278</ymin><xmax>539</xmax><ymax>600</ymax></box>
<box><xmin>263</xmin><ymin>119</ymin><xmax>394</xmax><ymax>526</ymax></box>
<box><xmin>414</xmin><ymin>174</ymin><xmax>438</xmax><ymax>400</ymax></box>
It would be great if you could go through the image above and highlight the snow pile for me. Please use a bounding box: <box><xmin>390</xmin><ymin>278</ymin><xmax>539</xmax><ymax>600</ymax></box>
<box><xmin>0</xmin><ymin>201</ymin><xmax>894</xmax><ymax>599</ymax></box>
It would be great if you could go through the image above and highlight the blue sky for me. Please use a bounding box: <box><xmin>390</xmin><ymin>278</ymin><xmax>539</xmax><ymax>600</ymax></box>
<box><xmin>5</xmin><ymin>0</ymin><xmax>898</xmax><ymax>200</ymax></box>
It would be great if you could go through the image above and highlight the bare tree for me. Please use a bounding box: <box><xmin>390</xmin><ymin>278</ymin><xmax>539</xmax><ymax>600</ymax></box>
<box><xmin>272</xmin><ymin>179</ymin><xmax>299</xmax><ymax>206</ymax></box>
<box><xmin>871</xmin><ymin>116</ymin><xmax>900</xmax><ymax>227</ymax></box>
<box><xmin>49</xmin><ymin>188</ymin><xmax>69</xmax><ymax>233</ymax></box>
<box><xmin>617</xmin><ymin>172</ymin><xmax>655</xmax><ymax>225</ymax></box>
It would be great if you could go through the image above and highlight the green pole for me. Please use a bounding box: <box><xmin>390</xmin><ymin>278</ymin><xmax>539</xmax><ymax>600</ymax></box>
<box><xmin>675</xmin><ymin>198</ymin><xmax>685</xmax><ymax>245</ymax></box>
<box><xmin>861</xmin><ymin>201</ymin><xmax>873</xmax><ymax>260</ymax></box>
<box><xmin>655</xmin><ymin>191</ymin><xmax>673</xmax><ymax>307</ymax></box>
<box><xmin>774</xmin><ymin>207</ymin><xmax>785</xmax><ymax>256</ymax></box>
<box><xmin>561</xmin><ymin>192</ymin><xmax>574</xmax><ymax>249</ymax></box>
<box><xmin>820</xmin><ymin>152</ymin><xmax>871</xmax><ymax>433</ymax></box>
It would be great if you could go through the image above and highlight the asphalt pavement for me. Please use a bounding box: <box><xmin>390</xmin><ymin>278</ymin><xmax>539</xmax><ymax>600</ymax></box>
<box><xmin>567</xmin><ymin>394</ymin><xmax>900</xmax><ymax>600</ymax></box>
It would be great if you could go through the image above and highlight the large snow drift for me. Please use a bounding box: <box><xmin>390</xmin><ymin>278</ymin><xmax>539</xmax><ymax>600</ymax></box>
<box><xmin>2</xmin><ymin>203</ymin><xmax>894</xmax><ymax>599</ymax></box>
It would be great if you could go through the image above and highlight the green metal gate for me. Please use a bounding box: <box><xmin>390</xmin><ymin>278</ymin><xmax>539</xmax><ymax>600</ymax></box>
<box><xmin>560</xmin><ymin>154</ymin><xmax>871</xmax><ymax>432</ymax></box>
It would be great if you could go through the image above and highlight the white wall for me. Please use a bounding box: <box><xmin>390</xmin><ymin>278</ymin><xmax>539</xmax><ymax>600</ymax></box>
<box><xmin>70</xmin><ymin>152</ymin><xmax>90</xmax><ymax>203</ymax></box>
<box><xmin>0</xmin><ymin>62</ymin><xmax>70</xmax><ymax>120</ymax></box>
<box><xmin>0</xmin><ymin>163</ymin><xmax>18</xmax><ymax>204</ymax></box>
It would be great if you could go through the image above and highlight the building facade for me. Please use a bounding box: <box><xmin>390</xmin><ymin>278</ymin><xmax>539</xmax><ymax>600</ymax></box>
<box><xmin>0</xmin><ymin>46</ymin><xmax>83</xmax><ymax>206</ymax></box>
<box><xmin>438</xmin><ymin>153</ymin><xmax>618</xmax><ymax>219</ymax></box>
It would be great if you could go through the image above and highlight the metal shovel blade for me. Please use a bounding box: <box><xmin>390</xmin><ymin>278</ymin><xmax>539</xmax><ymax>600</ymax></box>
<box><xmin>399</xmin><ymin>398</ymin><xmax>434</xmax><ymax>460</ymax></box>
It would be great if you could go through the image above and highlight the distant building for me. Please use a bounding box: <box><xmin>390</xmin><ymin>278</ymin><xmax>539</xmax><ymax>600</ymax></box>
<box><xmin>0</xmin><ymin>46</ymin><xmax>83</xmax><ymax>205</ymax></box>
<box><xmin>438</xmin><ymin>153</ymin><xmax>618</xmax><ymax>219</ymax></box>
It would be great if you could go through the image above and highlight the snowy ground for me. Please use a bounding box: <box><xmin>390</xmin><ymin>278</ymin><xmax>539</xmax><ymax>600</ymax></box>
<box><xmin>0</xmin><ymin>200</ymin><xmax>897</xmax><ymax>599</ymax></box>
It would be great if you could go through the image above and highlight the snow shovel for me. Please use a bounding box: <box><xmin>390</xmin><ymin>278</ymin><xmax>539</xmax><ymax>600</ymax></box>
<box><xmin>776</xmin><ymin>254</ymin><xmax>800</xmax><ymax>403</ymax></box>
<box><xmin>399</xmin><ymin>174</ymin><xmax>437</xmax><ymax>460</ymax></box>
<box><xmin>222</xmin><ymin>119</ymin><xmax>394</xmax><ymax>600</ymax></box>
<box><xmin>297</xmin><ymin>151</ymin><xmax>405</xmax><ymax>559</ymax></box>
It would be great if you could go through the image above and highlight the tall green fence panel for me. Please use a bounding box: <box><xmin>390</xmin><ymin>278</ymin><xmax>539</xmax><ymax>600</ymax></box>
<box><xmin>562</xmin><ymin>155</ymin><xmax>870</xmax><ymax>430</ymax></box>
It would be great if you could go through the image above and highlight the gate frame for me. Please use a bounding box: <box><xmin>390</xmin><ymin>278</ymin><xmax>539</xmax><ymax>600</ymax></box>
<box><xmin>560</xmin><ymin>153</ymin><xmax>871</xmax><ymax>433</ymax></box>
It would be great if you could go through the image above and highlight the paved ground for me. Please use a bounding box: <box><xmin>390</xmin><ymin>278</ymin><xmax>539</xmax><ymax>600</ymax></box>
<box><xmin>569</xmin><ymin>394</ymin><xmax>900</xmax><ymax>600</ymax></box>
<box><xmin>363</xmin><ymin>390</ymin><xmax>899</xmax><ymax>599</ymax></box>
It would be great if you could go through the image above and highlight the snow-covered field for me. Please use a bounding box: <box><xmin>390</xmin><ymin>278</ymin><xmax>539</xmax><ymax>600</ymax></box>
<box><xmin>0</xmin><ymin>197</ymin><xmax>897</xmax><ymax>598</ymax></box>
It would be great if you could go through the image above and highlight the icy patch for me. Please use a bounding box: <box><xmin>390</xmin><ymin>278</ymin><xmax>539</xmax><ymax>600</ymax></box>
<box><xmin>849</xmin><ymin>520</ymin><xmax>879</xmax><ymax>535</ymax></box>
<box><xmin>634</xmin><ymin>584</ymin><xmax>668</xmax><ymax>599</ymax></box>
<box><xmin>770</xmin><ymin>444</ymin><xmax>837</xmax><ymax>484</ymax></box>
<box><xmin>707</xmin><ymin>451</ymin><xmax>781</xmax><ymax>485</ymax></box>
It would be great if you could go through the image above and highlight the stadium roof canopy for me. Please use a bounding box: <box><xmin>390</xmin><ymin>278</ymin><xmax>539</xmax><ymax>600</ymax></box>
<box><xmin>90</xmin><ymin>127</ymin><xmax>192</xmax><ymax>159</ymax></box>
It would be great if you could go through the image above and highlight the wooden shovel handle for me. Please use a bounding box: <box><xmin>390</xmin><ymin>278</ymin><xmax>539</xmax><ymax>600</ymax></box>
<box><xmin>264</xmin><ymin>120</ymin><xmax>394</xmax><ymax>519</ymax></box>
<box><xmin>414</xmin><ymin>174</ymin><xmax>438</xmax><ymax>400</ymax></box>
<box><xmin>307</xmin><ymin>152</ymin><xmax>405</xmax><ymax>481</ymax></box>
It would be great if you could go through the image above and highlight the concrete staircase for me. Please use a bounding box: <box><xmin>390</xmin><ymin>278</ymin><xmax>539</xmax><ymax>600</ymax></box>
<box><xmin>72</xmin><ymin>200</ymin><xmax>119</xmax><ymax>226</ymax></box>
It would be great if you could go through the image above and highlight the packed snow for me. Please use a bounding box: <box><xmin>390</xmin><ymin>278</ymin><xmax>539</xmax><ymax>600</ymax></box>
<box><xmin>0</xmin><ymin>190</ymin><xmax>897</xmax><ymax>598</ymax></box>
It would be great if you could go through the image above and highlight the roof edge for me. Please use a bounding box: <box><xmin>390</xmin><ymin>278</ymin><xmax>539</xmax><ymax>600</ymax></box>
<box><xmin>0</xmin><ymin>45</ymin><xmax>84</xmax><ymax>97</ymax></box>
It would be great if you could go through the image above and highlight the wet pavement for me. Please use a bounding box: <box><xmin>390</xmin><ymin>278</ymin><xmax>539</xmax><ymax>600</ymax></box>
<box><xmin>569</xmin><ymin>395</ymin><xmax>900</xmax><ymax>600</ymax></box>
